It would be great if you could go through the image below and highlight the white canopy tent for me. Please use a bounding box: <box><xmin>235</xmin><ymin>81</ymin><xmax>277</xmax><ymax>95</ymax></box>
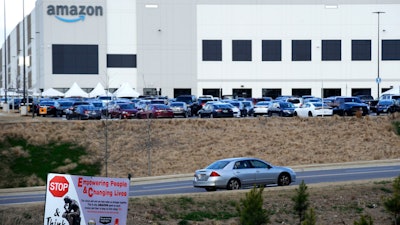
<box><xmin>64</xmin><ymin>82</ymin><xmax>89</xmax><ymax>98</ymax></box>
<box><xmin>113</xmin><ymin>83</ymin><xmax>140</xmax><ymax>98</ymax></box>
<box><xmin>41</xmin><ymin>88</ymin><xmax>65</xmax><ymax>97</ymax></box>
<box><xmin>89</xmin><ymin>83</ymin><xmax>107</xmax><ymax>98</ymax></box>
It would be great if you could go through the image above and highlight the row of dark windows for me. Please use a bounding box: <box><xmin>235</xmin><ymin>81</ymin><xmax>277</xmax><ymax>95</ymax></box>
<box><xmin>52</xmin><ymin>44</ymin><xmax>136</xmax><ymax>74</ymax></box>
<box><xmin>202</xmin><ymin>39</ymin><xmax>400</xmax><ymax>62</ymax></box>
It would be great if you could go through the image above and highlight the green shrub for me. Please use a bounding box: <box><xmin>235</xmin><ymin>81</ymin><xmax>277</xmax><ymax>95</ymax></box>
<box><xmin>237</xmin><ymin>186</ymin><xmax>270</xmax><ymax>225</ymax></box>
<box><xmin>292</xmin><ymin>180</ymin><xmax>310</xmax><ymax>225</ymax></box>
<box><xmin>353</xmin><ymin>214</ymin><xmax>373</xmax><ymax>225</ymax></box>
<box><xmin>383</xmin><ymin>175</ymin><xmax>400</xmax><ymax>225</ymax></box>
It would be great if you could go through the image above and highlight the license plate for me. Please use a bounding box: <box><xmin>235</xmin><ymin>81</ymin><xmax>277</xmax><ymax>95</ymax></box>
<box><xmin>223</xmin><ymin>110</ymin><xmax>228</xmax><ymax>113</ymax></box>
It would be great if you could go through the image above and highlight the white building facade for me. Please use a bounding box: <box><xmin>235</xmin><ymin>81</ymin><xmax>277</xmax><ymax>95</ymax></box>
<box><xmin>1</xmin><ymin>0</ymin><xmax>400</xmax><ymax>99</ymax></box>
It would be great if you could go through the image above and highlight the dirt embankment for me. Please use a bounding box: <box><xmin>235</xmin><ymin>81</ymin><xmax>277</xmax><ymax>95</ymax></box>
<box><xmin>0</xmin><ymin>112</ymin><xmax>399</xmax><ymax>179</ymax></box>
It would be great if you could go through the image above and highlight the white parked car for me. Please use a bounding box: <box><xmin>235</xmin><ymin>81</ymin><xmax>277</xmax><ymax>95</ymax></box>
<box><xmin>253</xmin><ymin>101</ymin><xmax>271</xmax><ymax>116</ymax></box>
<box><xmin>294</xmin><ymin>102</ymin><xmax>333</xmax><ymax>117</ymax></box>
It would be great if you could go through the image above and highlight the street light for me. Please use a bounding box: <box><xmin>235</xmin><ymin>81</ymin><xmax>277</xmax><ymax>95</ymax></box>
<box><xmin>373</xmin><ymin>11</ymin><xmax>385</xmax><ymax>99</ymax></box>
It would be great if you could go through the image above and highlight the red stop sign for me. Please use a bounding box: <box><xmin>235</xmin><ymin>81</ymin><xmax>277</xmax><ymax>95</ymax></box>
<box><xmin>49</xmin><ymin>176</ymin><xmax>69</xmax><ymax>197</ymax></box>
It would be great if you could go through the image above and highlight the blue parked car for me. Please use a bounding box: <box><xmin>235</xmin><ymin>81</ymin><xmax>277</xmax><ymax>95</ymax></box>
<box><xmin>376</xmin><ymin>99</ymin><xmax>400</xmax><ymax>115</ymax></box>
<box><xmin>268</xmin><ymin>101</ymin><xmax>296</xmax><ymax>117</ymax></box>
<box><xmin>66</xmin><ymin>105</ymin><xmax>102</xmax><ymax>120</ymax></box>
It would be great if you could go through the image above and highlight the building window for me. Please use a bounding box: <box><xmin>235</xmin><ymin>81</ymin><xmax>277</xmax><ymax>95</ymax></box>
<box><xmin>232</xmin><ymin>88</ymin><xmax>252</xmax><ymax>98</ymax></box>
<box><xmin>232</xmin><ymin>40</ymin><xmax>252</xmax><ymax>61</ymax></box>
<box><xmin>202</xmin><ymin>40</ymin><xmax>222</xmax><ymax>61</ymax></box>
<box><xmin>173</xmin><ymin>88</ymin><xmax>191</xmax><ymax>98</ymax></box>
<box><xmin>52</xmin><ymin>44</ymin><xmax>98</xmax><ymax>74</ymax></box>
<box><xmin>292</xmin><ymin>89</ymin><xmax>311</xmax><ymax>97</ymax></box>
<box><xmin>202</xmin><ymin>89</ymin><xmax>221</xmax><ymax>98</ymax></box>
<box><xmin>322</xmin><ymin>40</ymin><xmax>341</xmax><ymax>61</ymax></box>
<box><xmin>352</xmin><ymin>40</ymin><xmax>371</xmax><ymax>61</ymax></box>
<box><xmin>262</xmin><ymin>40</ymin><xmax>281</xmax><ymax>61</ymax></box>
<box><xmin>262</xmin><ymin>88</ymin><xmax>281</xmax><ymax>99</ymax></box>
<box><xmin>382</xmin><ymin>40</ymin><xmax>400</xmax><ymax>60</ymax></box>
<box><xmin>292</xmin><ymin>40</ymin><xmax>311</xmax><ymax>61</ymax></box>
<box><xmin>107</xmin><ymin>54</ymin><xmax>136</xmax><ymax>68</ymax></box>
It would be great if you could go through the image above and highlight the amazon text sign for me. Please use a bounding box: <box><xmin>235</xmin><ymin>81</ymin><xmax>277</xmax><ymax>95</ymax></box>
<box><xmin>47</xmin><ymin>5</ymin><xmax>103</xmax><ymax>23</ymax></box>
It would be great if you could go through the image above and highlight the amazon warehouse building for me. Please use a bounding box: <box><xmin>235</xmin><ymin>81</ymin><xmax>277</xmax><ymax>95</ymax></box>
<box><xmin>1</xmin><ymin>0</ymin><xmax>400</xmax><ymax>99</ymax></box>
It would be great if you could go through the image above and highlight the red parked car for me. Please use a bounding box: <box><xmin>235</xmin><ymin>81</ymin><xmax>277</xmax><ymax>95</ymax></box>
<box><xmin>137</xmin><ymin>104</ymin><xmax>174</xmax><ymax>119</ymax></box>
<box><xmin>108</xmin><ymin>103</ymin><xmax>138</xmax><ymax>119</ymax></box>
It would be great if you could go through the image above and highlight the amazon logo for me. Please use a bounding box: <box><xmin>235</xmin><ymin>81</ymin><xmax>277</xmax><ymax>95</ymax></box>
<box><xmin>47</xmin><ymin>5</ymin><xmax>103</xmax><ymax>23</ymax></box>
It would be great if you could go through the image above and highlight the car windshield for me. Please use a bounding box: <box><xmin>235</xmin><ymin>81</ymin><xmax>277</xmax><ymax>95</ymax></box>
<box><xmin>40</xmin><ymin>101</ymin><xmax>55</xmax><ymax>106</ymax></box>
<box><xmin>153</xmin><ymin>104</ymin><xmax>169</xmax><ymax>109</ymax></box>
<box><xmin>242</xmin><ymin>102</ymin><xmax>252</xmax><ymax>107</ymax></box>
<box><xmin>312</xmin><ymin>103</ymin><xmax>329</xmax><ymax>108</ymax></box>
<box><xmin>175</xmin><ymin>96</ymin><xmax>193</xmax><ymax>104</ymax></box>
<box><xmin>256</xmin><ymin>102</ymin><xmax>269</xmax><ymax>106</ymax></box>
<box><xmin>206</xmin><ymin>160</ymin><xmax>230</xmax><ymax>169</ymax></box>
<box><xmin>120</xmin><ymin>104</ymin><xmax>135</xmax><ymax>109</ymax></box>
<box><xmin>344</xmin><ymin>98</ymin><xmax>362</xmax><ymax>103</ymax></box>
<box><xmin>170</xmin><ymin>103</ymin><xmax>184</xmax><ymax>107</ymax></box>
<box><xmin>59</xmin><ymin>101</ymin><xmax>73</xmax><ymax>107</ymax></box>
<box><xmin>281</xmin><ymin>102</ymin><xmax>294</xmax><ymax>108</ymax></box>
<box><xmin>91</xmin><ymin>102</ymin><xmax>103</xmax><ymax>107</ymax></box>
<box><xmin>214</xmin><ymin>104</ymin><xmax>230</xmax><ymax>109</ymax></box>
<box><xmin>229</xmin><ymin>102</ymin><xmax>240</xmax><ymax>107</ymax></box>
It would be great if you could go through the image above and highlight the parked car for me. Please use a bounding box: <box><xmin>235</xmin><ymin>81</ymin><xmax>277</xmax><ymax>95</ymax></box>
<box><xmin>66</xmin><ymin>105</ymin><xmax>102</xmax><ymax>120</ymax></box>
<box><xmin>136</xmin><ymin>104</ymin><xmax>174</xmax><ymax>119</ymax></box>
<box><xmin>253</xmin><ymin>101</ymin><xmax>271</xmax><ymax>117</ymax></box>
<box><xmin>268</xmin><ymin>101</ymin><xmax>296</xmax><ymax>117</ymax></box>
<box><xmin>36</xmin><ymin>100</ymin><xmax>61</xmax><ymax>117</ymax></box>
<box><xmin>294</xmin><ymin>102</ymin><xmax>333</xmax><ymax>117</ymax></box>
<box><xmin>286</xmin><ymin>97</ymin><xmax>302</xmax><ymax>108</ymax></box>
<box><xmin>193</xmin><ymin>157</ymin><xmax>296</xmax><ymax>191</ymax></box>
<box><xmin>108</xmin><ymin>103</ymin><xmax>138</xmax><ymax>119</ymax></box>
<box><xmin>198</xmin><ymin>103</ymin><xmax>234</xmax><ymax>118</ymax></box>
<box><xmin>332</xmin><ymin>97</ymin><xmax>369</xmax><ymax>116</ymax></box>
<box><xmin>228</xmin><ymin>101</ymin><xmax>246</xmax><ymax>117</ymax></box>
<box><xmin>169</xmin><ymin>101</ymin><xmax>191</xmax><ymax>118</ymax></box>
<box><xmin>376</xmin><ymin>99</ymin><xmax>400</xmax><ymax>115</ymax></box>
<box><xmin>57</xmin><ymin>100</ymin><xmax>74</xmax><ymax>116</ymax></box>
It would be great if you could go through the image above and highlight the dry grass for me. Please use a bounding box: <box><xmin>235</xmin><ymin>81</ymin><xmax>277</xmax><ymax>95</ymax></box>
<box><xmin>0</xmin><ymin>113</ymin><xmax>400</xmax><ymax>224</ymax></box>
<box><xmin>0</xmin><ymin>113</ymin><xmax>399</xmax><ymax>179</ymax></box>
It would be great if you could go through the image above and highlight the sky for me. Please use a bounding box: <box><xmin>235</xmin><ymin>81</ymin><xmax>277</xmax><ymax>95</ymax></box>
<box><xmin>1</xmin><ymin>0</ymin><xmax>36</xmax><ymax>44</ymax></box>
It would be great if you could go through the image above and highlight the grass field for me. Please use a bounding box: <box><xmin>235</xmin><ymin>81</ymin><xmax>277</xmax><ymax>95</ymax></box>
<box><xmin>0</xmin><ymin>113</ymin><xmax>399</xmax><ymax>224</ymax></box>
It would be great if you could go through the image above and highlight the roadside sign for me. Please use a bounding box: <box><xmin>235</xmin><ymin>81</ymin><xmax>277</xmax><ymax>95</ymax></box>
<box><xmin>44</xmin><ymin>173</ymin><xmax>129</xmax><ymax>225</ymax></box>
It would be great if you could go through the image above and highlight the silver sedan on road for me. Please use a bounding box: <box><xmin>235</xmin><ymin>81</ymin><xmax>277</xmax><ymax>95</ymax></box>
<box><xmin>193</xmin><ymin>157</ymin><xmax>296</xmax><ymax>191</ymax></box>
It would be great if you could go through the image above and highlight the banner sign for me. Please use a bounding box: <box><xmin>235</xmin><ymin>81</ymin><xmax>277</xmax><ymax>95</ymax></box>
<box><xmin>44</xmin><ymin>173</ymin><xmax>129</xmax><ymax>225</ymax></box>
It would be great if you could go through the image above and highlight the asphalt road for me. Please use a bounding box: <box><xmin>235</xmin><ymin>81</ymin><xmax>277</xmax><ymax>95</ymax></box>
<box><xmin>1</xmin><ymin>161</ymin><xmax>399</xmax><ymax>206</ymax></box>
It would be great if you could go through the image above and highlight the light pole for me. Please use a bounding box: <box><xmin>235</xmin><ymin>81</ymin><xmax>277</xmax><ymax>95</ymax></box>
<box><xmin>3</xmin><ymin>0</ymin><xmax>7</xmax><ymax>104</ymax></box>
<box><xmin>373</xmin><ymin>11</ymin><xmax>385</xmax><ymax>99</ymax></box>
<box><xmin>22</xmin><ymin>0</ymin><xmax>26</xmax><ymax>107</ymax></box>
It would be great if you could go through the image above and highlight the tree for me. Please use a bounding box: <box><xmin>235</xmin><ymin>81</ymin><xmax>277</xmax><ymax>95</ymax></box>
<box><xmin>292</xmin><ymin>180</ymin><xmax>310</xmax><ymax>225</ymax></box>
<box><xmin>236</xmin><ymin>186</ymin><xmax>270</xmax><ymax>225</ymax></box>
<box><xmin>383</xmin><ymin>175</ymin><xmax>400</xmax><ymax>225</ymax></box>
<box><xmin>301</xmin><ymin>207</ymin><xmax>316</xmax><ymax>225</ymax></box>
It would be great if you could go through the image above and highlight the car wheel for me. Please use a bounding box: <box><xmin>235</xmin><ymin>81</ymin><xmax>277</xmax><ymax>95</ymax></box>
<box><xmin>119</xmin><ymin>114</ymin><xmax>122</xmax><ymax>120</ymax></box>
<box><xmin>279</xmin><ymin>111</ymin><xmax>283</xmax><ymax>117</ymax></box>
<box><xmin>277</xmin><ymin>173</ymin><xmax>291</xmax><ymax>186</ymax></box>
<box><xmin>268</xmin><ymin>111</ymin><xmax>272</xmax><ymax>117</ymax></box>
<box><xmin>308</xmin><ymin>111</ymin><xmax>313</xmax><ymax>117</ymax></box>
<box><xmin>227</xmin><ymin>178</ymin><xmax>241</xmax><ymax>190</ymax></box>
<box><xmin>376</xmin><ymin>112</ymin><xmax>380</xmax><ymax>115</ymax></box>
<box><xmin>293</xmin><ymin>112</ymin><xmax>298</xmax><ymax>117</ymax></box>
<box><xmin>205</xmin><ymin>187</ymin><xmax>216</xmax><ymax>192</ymax></box>
<box><xmin>210</xmin><ymin>113</ymin><xmax>214</xmax><ymax>118</ymax></box>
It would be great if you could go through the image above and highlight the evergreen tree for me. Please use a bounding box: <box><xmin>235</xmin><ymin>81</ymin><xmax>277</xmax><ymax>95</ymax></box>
<box><xmin>301</xmin><ymin>207</ymin><xmax>316</xmax><ymax>225</ymax></box>
<box><xmin>292</xmin><ymin>180</ymin><xmax>310</xmax><ymax>225</ymax></box>
<box><xmin>236</xmin><ymin>186</ymin><xmax>270</xmax><ymax>225</ymax></box>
